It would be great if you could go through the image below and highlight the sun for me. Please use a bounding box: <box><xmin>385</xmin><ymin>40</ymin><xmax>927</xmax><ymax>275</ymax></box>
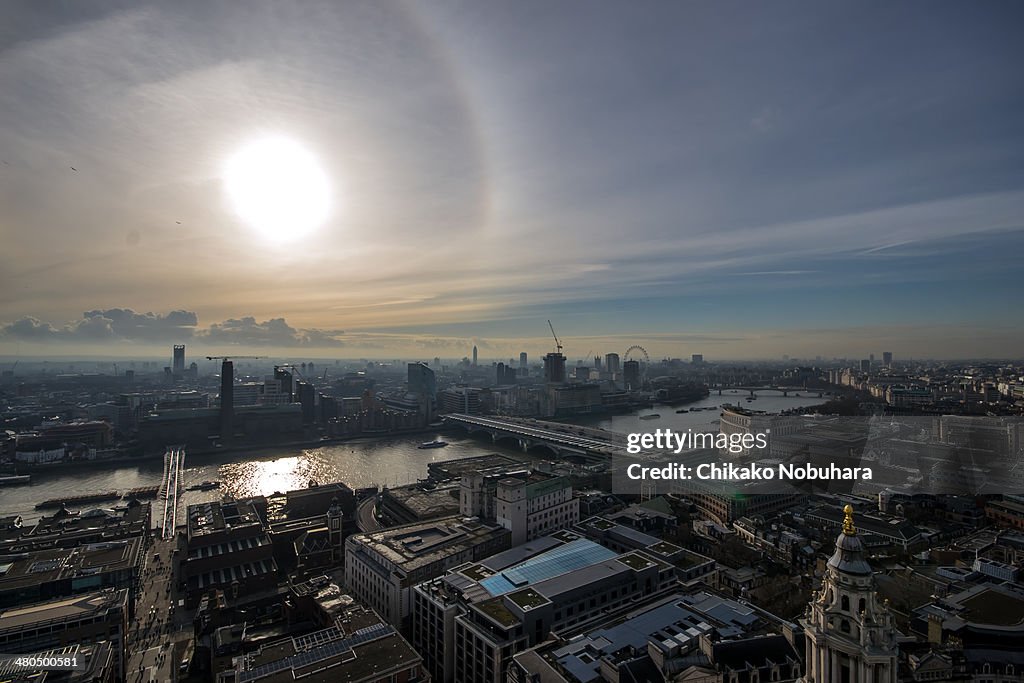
<box><xmin>223</xmin><ymin>137</ymin><xmax>332</xmax><ymax>243</ymax></box>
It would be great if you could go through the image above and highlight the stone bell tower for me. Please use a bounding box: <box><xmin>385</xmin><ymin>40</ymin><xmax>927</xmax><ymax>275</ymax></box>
<box><xmin>327</xmin><ymin>497</ymin><xmax>344</xmax><ymax>563</ymax></box>
<box><xmin>801</xmin><ymin>505</ymin><xmax>898</xmax><ymax>683</ymax></box>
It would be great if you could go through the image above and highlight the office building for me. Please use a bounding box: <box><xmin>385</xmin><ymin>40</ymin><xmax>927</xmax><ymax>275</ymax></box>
<box><xmin>407</xmin><ymin>362</ymin><xmax>436</xmax><ymax>399</ymax></box>
<box><xmin>623</xmin><ymin>360</ymin><xmax>640</xmax><ymax>390</ymax></box>
<box><xmin>0</xmin><ymin>589</ymin><xmax>129</xmax><ymax>679</ymax></box>
<box><xmin>0</xmin><ymin>537</ymin><xmax>143</xmax><ymax>608</ymax></box>
<box><xmin>459</xmin><ymin>464</ymin><xmax>531</xmax><ymax>520</ymax></box>
<box><xmin>860</xmin><ymin>359</ymin><xmax>871</xmax><ymax>373</ymax></box>
<box><xmin>543</xmin><ymin>352</ymin><xmax>566</xmax><ymax>384</ymax></box>
<box><xmin>1</xmin><ymin>501</ymin><xmax>151</xmax><ymax>553</ymax></box>
<box><xmin>227</xmin><ymin>603</ymin><xmax>425</xmax><ymax>683</ymax></box>
<box><xmin>438</xmin><ymin>386</ymin><xmax>483</xmax><ymax>414</ymax></box>
<box><xmin>232</xmin><ymin>382</ymin><xmax>262</xmax><ymax>407</ymax></box>
<box><xmin>509</xmin><ymin>590</ymin><xmax>800</xmax><ymax>683</ymax></box>
<box><xmin>496</xmin><ymin>362</ymin><xmax>517</xmax><ymax>385</ymax></box>
<box><xmin>575</xmin><ymin>512</ymin><xmax>717</xmax><ymax>588</ymax></box>
<box><xmin>545</xmin><ymin>383</ymin><xmax>602</xmax><ymax>416</ymax></box>
<box><xmin>412</xmin><ymin>533</ymin><xmax>678</xmax><ymax>682</ymax></box>
<box><xmin>295</xmin><ymin>380</ymin><xmax>316</xmax><ymax>424</ymax></box>
<box><xmin>519</xmin><ymin>352</ymin><xmax>528</xmax><ymax>370</ymax></box>
<box><xmin>273</xmin><ymin>366</ymin><xmax>294</xmax><ymax>401</ymax></box>
<box><xmin>494</xmin><ymin>473</ymin><xmax>578</xmax><ymax>545</ymax></box>
<box><xmin>473</xmin><ymin>345</ymin><xmax>478</xmax><ymax>367</ymax></box>
<box><xmin>604</xmin><ymin>353</ymin><xmax>620</xmax><ymax>376</ymax></box>
<box><xmin>172</xmin><ymin>344</ymin><xmax>185</xmax><ymax>375</ymax></box>
<box><xmin>692</xmin><ymin>353</ymin><xmax>703</xmax><ymax>364</ymax></box>
<box><xmin>882</xmin><ymin>351</ymin><xmax>893</xmax><ymax>367</ymax></box>
<box><xmin>0</xmin><ymin>642</ymin><xmax>118</xmax><ymax>683</ymax></box>
<box><xmin>344</xmin><ymin>516</ymin><xmax>511</xmax><ymax>632</ymax></box>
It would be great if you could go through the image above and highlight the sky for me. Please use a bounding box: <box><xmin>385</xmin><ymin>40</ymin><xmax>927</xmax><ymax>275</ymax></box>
<box><xmin>1</xmin><ymin>0</ymin><xmax>1022</xmax><ymax>361</ymax></box>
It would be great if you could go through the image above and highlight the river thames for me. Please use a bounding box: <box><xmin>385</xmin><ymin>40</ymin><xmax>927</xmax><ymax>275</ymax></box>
<box><xmin>0</xmin><ymin>390</ymin><xmax>822</xmax><ymax>524</ymax></box>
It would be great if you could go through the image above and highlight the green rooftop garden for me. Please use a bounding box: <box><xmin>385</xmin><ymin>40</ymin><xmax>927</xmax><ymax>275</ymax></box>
<box><xmin>672</xmin><ymin>551</ymin><xmax>709</xmax><ymax>569</ymax></box>
<box><xmin>461</xmin><ymin>564</ymin><xmax>492</xmax><ymax>581</ymax></box>
<box><xmin>649</xmin><ymin>541</ymin><xmax>682</xmax><ymax>555</ymax></box>
<box><xmin>617</xmin><ymin>553</ymin><xmax>654</xmax><ymax>570</ymax></box>
<box><xmin>507</xmin><ymin>588</ymin><xmax>549</xmax><ymax>610</ymax></box>
<box><xmin>478</xmin><ymin>598</ymin><xmax>518</xmax><ymax>627</ymax></box>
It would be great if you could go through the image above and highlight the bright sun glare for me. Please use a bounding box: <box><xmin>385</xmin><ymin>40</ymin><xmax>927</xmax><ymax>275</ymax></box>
<box><xmin>224</xmin><ymin>137</ymin><xmax>331</xmax><ymax>243</ymax></box>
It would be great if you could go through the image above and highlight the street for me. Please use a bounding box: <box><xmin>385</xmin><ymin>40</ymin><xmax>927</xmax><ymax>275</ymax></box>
<box><xmin>126</xmin><ymin>534</ymin><xmax>192</xmax><ymax>683</ymax></box>
<box><xmin>357</xmin><ymin>494</ymin><xmax>382</xmax><ymax>532</ymax></box>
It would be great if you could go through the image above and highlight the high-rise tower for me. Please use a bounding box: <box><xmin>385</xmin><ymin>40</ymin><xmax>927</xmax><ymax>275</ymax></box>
<box><xmin>408</xmin><ymin>362</ymin><xmax>436</xmax><ymax>399</ymax></box>
<box><xmin>543</xmin><ymin>352</ymin><xmax>566</xmax><ymax>384</ymax></box>
<box><xmin>472</xmin><ymin>345</ymin><xmax>478</xmax><ymax>367</ymax></box>
<box><xmin>219</xmin><ymin>359</ymin><xmax>234</xmax><ymax>443</ymax></box>
<box><xmin>274</xmin><ymin>366</ymin><xmax>294</xmax><ymax>402</ymax></box>
<box><xmin>801</xmin><ymin>506</ymin><xmax>897</xmax><ymax>683</ymax></box>
<box><xmin>623</xmin><ymin>360</ymin><xmax>640</xmax><ymax>390</ymax></box>
<box><xmin>172</xmin><ymin>345</ymin><xmax>185</xmax><ymax>375</ymax></box>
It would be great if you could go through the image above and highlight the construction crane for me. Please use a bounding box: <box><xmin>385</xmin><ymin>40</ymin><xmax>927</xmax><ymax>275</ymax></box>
<box><xmin>274</xmin><ymin>363</ymin><xmax>307</xmax><ymax>381</ymax></box>
<box><xmin>547</xmin><ymin>320</ymin><xmax>563</xmax><ymax>354</ymax></box>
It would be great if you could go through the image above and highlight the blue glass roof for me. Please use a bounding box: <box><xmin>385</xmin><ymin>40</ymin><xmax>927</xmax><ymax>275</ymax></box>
<box><xmin>479</xmin><ymin>538</ymin><xmax>617</xmax><ymax>596</ymax></box>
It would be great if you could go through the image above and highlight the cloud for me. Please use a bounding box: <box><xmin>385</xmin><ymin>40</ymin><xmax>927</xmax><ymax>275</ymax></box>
<box><xmin>81</xmin><ymin>308</ymin><xmax>197</xmax><ymax>341</ymax></box>
<box><xmin>0</xmin><ymin>317</ymin><xmax>63</xmax><ymax>341</ymax></box>
<box><xmin>0</xmin><ymin>314</ymin><xmax>119</xmax><ymax>342</ymax></box>
<box><xmin>0</xmin><ymin>310</ymin><xmax>340</xmax><ymax>348</ymax></box>
<box><xmin>198</xmin><ymin>316</ymin><xmax>343</xmax><ymax>347</ymax></box>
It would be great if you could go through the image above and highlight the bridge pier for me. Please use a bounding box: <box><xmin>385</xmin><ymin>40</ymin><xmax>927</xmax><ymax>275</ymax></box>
<box><xmin>782</xmin><ymin>390</ymin><xmax>788</xmax><ymax>397</ymax></box>
<box><xmin>749</xmin><ymin>389</ymin><xmax>756</xmax><ymax>397</ymax></box>
<box><xmin>717</xmin><ymin>388</ymin><xmax>722</xmax><ymax>395</ymax></box>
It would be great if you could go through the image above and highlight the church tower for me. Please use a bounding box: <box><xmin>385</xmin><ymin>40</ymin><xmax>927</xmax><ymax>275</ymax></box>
<box><xmin>801</xmin><ymin>505</ymin><xmax>898</xmax><ymax>683</ymax></box>
<box><xmin>327</xmin><ymin>497</ymin><xmax>344</xmax><ymax>563</ymax></box>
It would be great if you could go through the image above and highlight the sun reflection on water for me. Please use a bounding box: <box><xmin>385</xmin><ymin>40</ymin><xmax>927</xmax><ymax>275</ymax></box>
<box><xmin>219</xmin><ymin>451</ymin><xmax>334</xmax><ymax>498</ymax></box>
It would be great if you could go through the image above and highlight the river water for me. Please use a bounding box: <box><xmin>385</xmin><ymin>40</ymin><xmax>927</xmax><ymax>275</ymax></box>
<box><xmin>0</xmin><ymin>390</ymin><xmax>822</xmax><ymax>524</ymax></box>
<box><xmin>590</xmin><ymin>388</ymin><xmax>825</xmax><ymax>433</ymax></box>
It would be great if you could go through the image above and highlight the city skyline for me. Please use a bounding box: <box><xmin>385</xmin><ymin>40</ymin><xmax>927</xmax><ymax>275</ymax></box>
<box><xmin>2</xmin><ymin>1</ymin><xmax>1023</xmax><ymax>359</ymax></box>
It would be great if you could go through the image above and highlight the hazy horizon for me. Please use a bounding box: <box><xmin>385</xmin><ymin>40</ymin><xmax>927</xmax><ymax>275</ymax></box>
<box><xmin>2</xmin><ymin>1</ymin><xmax>1022</xmax><ymax>359</ymax></box>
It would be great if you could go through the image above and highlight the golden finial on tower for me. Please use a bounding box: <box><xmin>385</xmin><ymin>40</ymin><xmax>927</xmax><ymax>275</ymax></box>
<box><xmin>843</xmin><ymin>504</ymin><xmax>857</xmax><ymax>535</ymax></box>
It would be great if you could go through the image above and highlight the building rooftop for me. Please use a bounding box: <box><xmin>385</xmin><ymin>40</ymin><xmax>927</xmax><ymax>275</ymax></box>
<box><xmin>808</xmin><ymin>505</ymin><xmax>922</xmax><ymax>542</ymax></box>
<box><xmin>233</xmin><ymin>606</ymin><xmax>421</xmax><ymax>683</ymax></box>
<box><xmin>348</xmin><ymin>516</ymin><xmax>509</xmax><ymax>574</ymax></box>
<box><xmin>384</xmin><ymin>483</ymin><xmax>460</xmax><ymax>519</ymax></box>
<box><xmin>0</xmin><ymin>642</ymin><xmax>116</xmax><ymax>683</ymax></box>
<box><xmin>426</xmin><ymin>453</ymin><xmax>528</xmax><ymax>481</ymax></box>
<box><xmin>479</xmin><ymin>539</ymin><xmax>617</xmax><ymax>597</ymax></box>
<box><xmin>188</xmin><ymin>499</ymin><xmax>263</xmax><ymax>538</ymax></box>
<box><xmin>0</xmin><ymin>589</ymin><xmax>127</xmax><ymax>634</ymax></box>
<box><xmin>0</xmin><ymin>538</ymin><xmax>141</xmax><ymax>594</ymax></box>
<box><xmin>520</xmin><ymin>590</ymin><xmax>794</xmax><ymax>682</ymax></box>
